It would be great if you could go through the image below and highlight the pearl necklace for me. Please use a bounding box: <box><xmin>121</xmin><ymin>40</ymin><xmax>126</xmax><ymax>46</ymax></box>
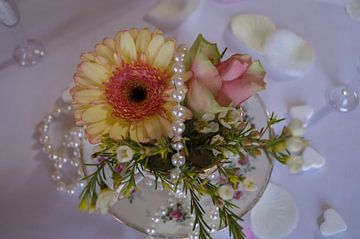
<box><xmin>38</xmin><ymin>105</ymin><xmax>85</xmax><ymax>195</ymax></box>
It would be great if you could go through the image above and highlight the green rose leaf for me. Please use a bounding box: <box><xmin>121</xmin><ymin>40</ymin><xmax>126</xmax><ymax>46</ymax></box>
<box><xmin>184</xmin><ymin>34</ymin><xmax>221</xmax><ymax>70</ymax></box>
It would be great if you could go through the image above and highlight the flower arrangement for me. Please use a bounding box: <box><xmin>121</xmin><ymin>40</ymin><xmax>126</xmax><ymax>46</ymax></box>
<box><xmin>71</xmin><ymin>28</ymin><xmax>291</xmax><ymax>239</ymax></box>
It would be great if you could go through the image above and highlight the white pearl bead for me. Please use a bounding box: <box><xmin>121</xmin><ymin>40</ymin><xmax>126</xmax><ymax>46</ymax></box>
<box><xmin>174</xmin><ymin>54</ymin><xmax>185</xmax><ymax>62</ymax></box>
<box><xmin>38</xmin><ymin>123</ymin><xmax>49</xmax><ymax>134</ymax></box>
<box><xmin>73</xmin><ymin>150</ymin><xmax>81</xmax><ymax>158</ymax></box>
<box><xmin>171</xmin><ymin>88</ymin><xmax>186</xmax><ymax>102</ymax></box>
<box><xmin>66</xmin><ymin>184</ymin><xmax>76</xmax><ymax>195</ymax></box>
<box><xmin>44</xmin><ymin>115</ymin><xmax>54</xmax><ymax>124</ymax></box>
<box><xmin>171</xmin><ymin>141</ymin><xmax>184</xmax><ymax>151</ymax></box>
<box><xmin>172</xmin><ymin>105</ymin><xmax>186</xmax><ymax>119</ymax></box>
<box><xmin>146</xmin><ymin>227</ymin><xmax>156</xmax><ymax>235</ymax></box>
<box><xmin>172</xmin><ymin>75</ymin><xmax>185</xmax><ymax>88</ymax></box>
<box><xmin>172</xmin><ymin>121</ymin><xmax>185</xmax><ymax>135</ymax></box>
<box><xmin>70</xmin><ymin>158</ymin><xmax>80</xmax><ymax>167</ymax></box>
<box><xmin>77</xmin><ymin>168</ymin><xmax>84</xmax><ymax>177</ymax></box>
<box><xmin>177</xmin><ymin>44</ymin><xmax>188</xmax><ymax>53</ymax></box>
<box><xmin>53</xmin><ymin>108</ymin><xmax>62</xmax><ymax>116</ymax></box>
<box><xmin>43</xmin><ymin>144</ymin><xmax>53</xmax><ymax>153</ymax></box>
<box><xmin>76</xmin><ymin>180</ymin><xmax>85</xmax><ymax>188</ymax></box>
<box><xmin>58</xmin><ymin>156</ymin><xmax>68</xmax><ymax>164</ymax></box>
<box><xmin>51</xmin><ymin>170</ymin><xmax>62</xmax><ymax>181</ymax></box>
<box><xmin>144</xmin><ymin>177</ymin><xmax>154</xmax><ymax>187</ymax></box>
<box><xmin>63</xmin><ymin>105</ymin><xmax>72</xmax><ymax>113</ymax></box>
<box><xmin>40</xmin><ymin>135</ymin><xmax>49</xmax><ymax>144</ymax></box>
<box><xmin>49</xmin><ymin>153</ymin><xmax>58</xmax><ymax>161</ymax></box>
<box><xmin>56</xmin><ymin>181</ymin><xmax>66</xmax><ymax>192</ymax></box>
<box><xmin>172</xmin><ymin>62</ymin><xmax>185</xmax><ymax>74</ymax></box>
<box><xmin>54</xmin><ymin>161</ymin><xmax>63</xmax><ymax>169</ymax></box>
<box><xmin>171</xmin><ymin>153</ymin><xmax>186</xmax><ymax>167</ymax></box>
<box><xmin>170</xmin><ymin>168</ymin><xmax>180</xmax><ymax>180</ymax></box>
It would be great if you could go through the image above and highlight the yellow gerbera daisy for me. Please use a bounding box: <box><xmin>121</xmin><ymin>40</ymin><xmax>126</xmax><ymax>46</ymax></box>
<box><xmin>71</xmin><ymin>28</ymin><xmax>191</xmax><ymax>144</ymax></box>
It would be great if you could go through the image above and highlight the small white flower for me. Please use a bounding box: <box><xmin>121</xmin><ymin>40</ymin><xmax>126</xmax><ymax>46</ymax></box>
<box><xmin>202</xmin><ymin>113</ymin><xmax>215</xmax><ymax>121</ymax></box>
<box><xmin>218</xmin><ymin>184</ymin><xmax>235</xmax><ymax>200</ymax></box>
<box><xmin>286</xmin><ymin>155</ymin><xmax>304</xmax><ymax>174</ymax></box>
<box><xmin>218</xmin><ymin>108</ymin><xmax>243</xmax><ymax>129</ymax></box>
<box><xmin>210</xmin><ymin>135</ymin><xmax>225</xmax><ymax>145</ymax></box>
<box><xmin>116</xmin><ymin>145</ymin><xmax>134</xmax><ymax>163</ymax></box>
<box><xmin>285</xmin><ymin>137</ymin><xmax>305</xmax><ymax>154</ymax></box>
<box><xmin>243</xmin><ymin>178</ymin><xmax>257</xmax><ymax>192</ymax></box>
<box><xmin>287</xmin><ymin>119</ymin><xmax>306</xmax><ymax>137</ymax></box>
<box><xmin>195</xmin><ymin>121</ymin><xmax>219</xmax><ymax>133</ymax></box>
<box><xmin>95</xmin><ymin>189</ymin><xmax>118</xmax><ymax>214</ymax></box>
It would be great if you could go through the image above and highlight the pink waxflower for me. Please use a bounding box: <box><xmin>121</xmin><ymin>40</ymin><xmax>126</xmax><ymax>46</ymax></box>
<box><xmin>186</xmin><ymin>36</ymin><xmax>266</xmax><ymax>118</ymax></box>
<box><xmin>233</xmin><ymin>190</ymin><xmax>243</xmax><ymax>200</ymax></box>
<box><xmin>238</xmin><ymin>156</ymin><xmax>250</xmax><ymax>165</ymax></box>
<box><xmin>170</xmin><ymin>209</ymin><xmax>183</xmax><ymax>221</ymax></box>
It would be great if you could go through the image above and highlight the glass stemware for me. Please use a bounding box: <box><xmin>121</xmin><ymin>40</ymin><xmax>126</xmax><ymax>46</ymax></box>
<box><xmin>0</xmin><ymin>0</ymin><xmax>45</xmax><ymax>66</ymax></box>
<box><xmin>326</xmin><ymin>57</ymin><xmax>360</xmax><ymax>112</ymax></box>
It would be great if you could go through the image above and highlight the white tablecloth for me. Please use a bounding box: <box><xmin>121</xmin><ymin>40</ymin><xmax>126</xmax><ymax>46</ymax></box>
<box><xmin>1</xmin><ymin>0</ymin><xmax>359</xmax><ymax>238</ymax></box>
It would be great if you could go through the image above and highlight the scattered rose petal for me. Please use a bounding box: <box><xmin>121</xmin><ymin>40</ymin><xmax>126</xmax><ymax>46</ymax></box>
<box><xmin>147</xmin><ymin>0</ymin><xmax>200</xmax><ymax>22</ymax></box>
<box><xmin>251</xmin><ymin>183</ymin><xmax>298</xmax><ymax>239</ymax></box>
<box><xmin>346</xmin><ymin>0</ymin><xmax>360</xmax><ymax>20</ymax></box>
<box><xmin>302</xmin><ymin>146</ymin><xmax>325</xmax><ymax>171</ymax></box>
<box><xmin>231</xmin><ymin>13</ymin><xmax>276</xmax><ymax>54</ymax></box>
<box><xmin>289</xmin><ymin>104</ymin><xmax>314</xmax><ymax>126</ymax></box>
<box><xmin>265</xmin><ymin>29</ymin><xmax>314</xmax><ymax>77</ymax></box>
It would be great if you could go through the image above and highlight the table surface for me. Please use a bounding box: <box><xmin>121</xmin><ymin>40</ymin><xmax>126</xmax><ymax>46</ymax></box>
<box><xmin>1</xmin><ymin>0</ymin><xmax>359</xmax><ymax>238</ymax></box>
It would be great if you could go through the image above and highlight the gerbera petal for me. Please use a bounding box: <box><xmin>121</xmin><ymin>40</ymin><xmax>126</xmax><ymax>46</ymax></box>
<box><xmin>115</xmin><ymin>31</ymin><xmax>137</xmax><ymax>63</ymax></box>
<box><xmin>144</xmin><ymin>116</ymin><xmax>162</xmax><ymax>139</ymax></box>
<box><xmin>129</xmin><ymin>28</ymin><xmax>139</xmax><ymax>40</ymax></box>
<box><xmin>87</xmin><ymin>133</ymin><xmax>103</xmax><ymax>144</ymax></box>
<box><xmin>80</xmin><ymin>52</ymin><xmax>96</xmax><ymax>62</ymax></box>
<box><xmin>103</xmin><ymin>38</ymin><xmax>115</xmax><ymax>51</ymax></box>
<box><xmin>79</xmin><ymin>62</ymin><xmax>111</xmax><ymax>84</ymax></box>
<box><xmin>129</xmin><ymin>122</ymin><xmax>138</xmax><ymax>142</ymax></box>
<box><xmin>95</xmin><ymin>43</ymin><xmax>114</xmax><ymax>63</ymax></box>
<box><xmin>74</xmin><ymin>75</ymin><xmax>102</xmax><ymax>88</ymax></box>
<box><xmin>74</xmin><ymin>89</ymin><xmax>105</xmax><ymax>104</ymax></box>
<box><xmin>136</xmin><ymin>28</ymin><xmax>151</xmax><ymax>54</ymax></box>
<box><xmin>146</xmin><ymin>34</ymin><xmax>165</xmax><ymax>64</ymax></box>
<box><xmin>157</xmin><ymin>115</ymin><xmax>173</xmax><ymax>138</ymax></box>
<box><xmin>109</xmin><ymin>121</ymin><xmax>130</xmax><ymax>140</ymax></box>
<box><xmin>82</xmin><ymin>104</ymin><xmax>111</xmax><ymax>123</ymax></box>
<box><xmin>85</xmin><ymin>120</ymin><xmax>112</xmax><ymax>136</ymax></box>
<box><xmin>153</xmin><ymin>40</ymin><xmax>175</xmax><ymax>71</ymax></box>
<box><xmin>136</xmin><ymin>121</ymin><xmax>150</xmax><ymax>143</ymax></box>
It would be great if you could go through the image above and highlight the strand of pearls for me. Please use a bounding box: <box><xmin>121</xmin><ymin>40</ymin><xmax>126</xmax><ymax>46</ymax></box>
<box><xmin>169</xmin><ymin>44</ymin><xmax>188</xmax><ymax>188</ymax></box>
<box><xmin>38</xmin><ymin>105</ymin><xmax>85</xmax><ymax>195</ymax></box>
<box><xmin>145</xmin><ymin>44</ymin><xmax>189</xmax><ymax>237</ymax></box>
<box><xmin>145</xmin><ymin>45</ymin><xmax>220</xmax><ymax>238</ymax></box>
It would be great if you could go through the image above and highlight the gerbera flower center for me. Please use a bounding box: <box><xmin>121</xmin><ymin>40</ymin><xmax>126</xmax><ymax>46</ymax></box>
<box><xmin>129</xmin><ymin>85</ymin><xmax>147</xmax><ymax>103</ymax></box>
<box><xmin>104</xmin><ymin>62</ymin><xmax>169</xmax><ymax>121</ymax></box>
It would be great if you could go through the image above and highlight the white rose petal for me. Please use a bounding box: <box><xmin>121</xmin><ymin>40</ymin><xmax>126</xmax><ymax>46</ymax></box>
<box><xmin>96</xmin><ymin>189</ymin><xmax>119</xmax><ymax>214</ymax></box>
<box><xmin>218</xmin><ymin>184</ymin><xmax>235</xmax><ymax>200</ymax></box>
<box><xmin>116</xmin><ymin>145</ymin><xmax>134</xmax><ymax>163</ymax></box>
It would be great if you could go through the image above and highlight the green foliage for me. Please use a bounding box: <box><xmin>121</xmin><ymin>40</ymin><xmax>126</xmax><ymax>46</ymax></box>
<box><xmin>78</xmin><ymin>111</ymin><xmax>291</xmax><ymax>239</ymax></box>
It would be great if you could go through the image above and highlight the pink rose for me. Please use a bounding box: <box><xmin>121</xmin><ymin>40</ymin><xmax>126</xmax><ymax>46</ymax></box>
<box><xmin>186</xmin><ymin>53</ymin><xmax>266</xmax><ymax>118</ymax></box>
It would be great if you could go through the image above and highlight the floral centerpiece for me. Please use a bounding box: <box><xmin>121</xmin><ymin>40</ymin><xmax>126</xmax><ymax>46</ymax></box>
<box><xmin>71</xmin><ymin>28</ymin><xmax>290</xmax><ymax>239</ymax></box>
